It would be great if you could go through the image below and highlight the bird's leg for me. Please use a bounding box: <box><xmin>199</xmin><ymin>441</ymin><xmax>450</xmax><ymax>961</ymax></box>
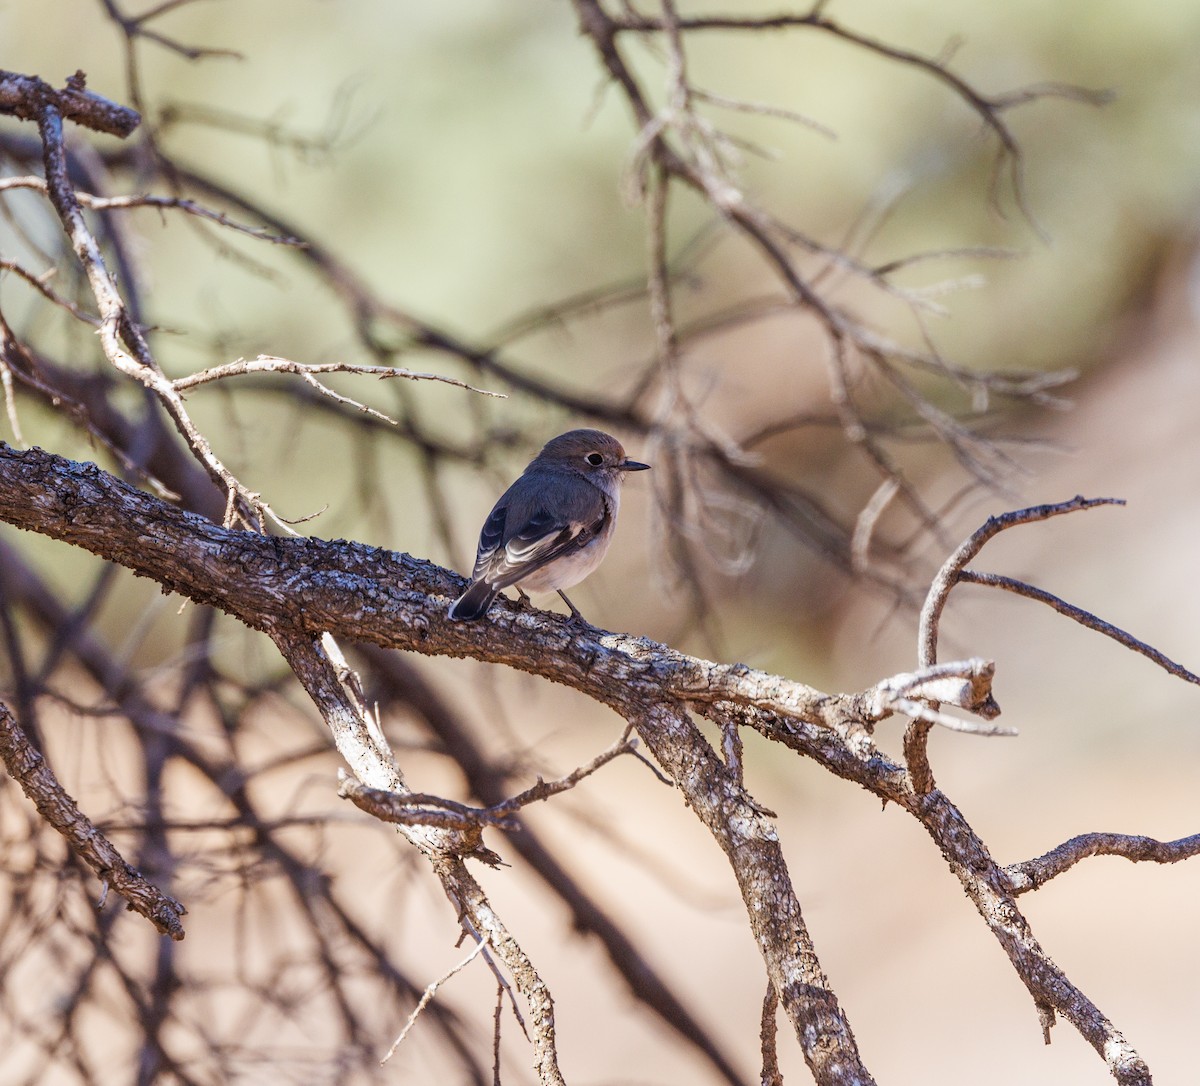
<box><xmin>556</xmin><ymin>590</ymin><xmax>585</xmax><ymax>623</ymax></box>
<box><xmin>514</xmin><ymin>586</ymin><xmax>533</xmax><ymax>608</ymax></box>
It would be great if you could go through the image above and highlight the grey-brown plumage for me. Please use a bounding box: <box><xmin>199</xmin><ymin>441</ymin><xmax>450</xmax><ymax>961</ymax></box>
<box><xmin>448</xmin><ymin>429</ymin><xmax>650</xmax><ymax>621</ymax></box>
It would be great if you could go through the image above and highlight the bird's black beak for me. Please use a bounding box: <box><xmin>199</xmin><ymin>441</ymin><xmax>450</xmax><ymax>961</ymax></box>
<box><xmin>622</xmin><ymin>459</ymin><xmax>651</xmax><ymax>472</ymax></box>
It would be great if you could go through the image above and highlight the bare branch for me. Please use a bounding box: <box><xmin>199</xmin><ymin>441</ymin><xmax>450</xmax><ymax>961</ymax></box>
<box><xmin>0</xmin><ymin>255</ymin><xmax>100</xmax><ymax>325</ymax></box>
<box><xmin>0</xmin><ymin>439</ymin><xmax>1178</xmax><ymax>1085</ymax></box>
<box><xmin>690</xmin><ymin>85</ymin><xmax>838</xmax><ymax>140</ymax></box>
<box><xmin>0</xmin><ymin>174</ymin><xmax>304</xmax><ymax>245</ymax></box>
<box><xmin>959</xmin><ymin>570</ymin><xmax>1200</xmax><ymax>687</ymax></box>
<box><xmin>1007</xmin><ymin>832</ymin><xmax>1200</xmax><ymax>895</ymax></box>
<box><xmin>338</xmin><ymin>774</ymin><xmax>516</xmax><ymax>833</ymax></box>
<box><xmin>0</xmin><ymin>312</ymin><xmax>180</xmax><ymax>497</ymax></box>
<box><xmin>0</xmin><ymin>700</ymin><xmax>186</xmax><ymax>938</ymax></box>
<box><xmin>356</xmin><ymin>646</ymin><xmax>749</xmax><ymax>1086</ymax></box>
<box><xmin>381</xmin><ymin>936</ymin><xmax>491</xmax><ymax>1065</ymax></box>
<box><xmin>917</xmin><ymin>496</ymin><xmax>1126</xmax><ymax>669</ymax></box>
<box><xmin>0</xmin><ymin>11</ymin><xmax>1188</xmax><ymax>1081</ymax></box>
<box><xmin>609</xmin><ymin>8</ymin><xmax>1109</xmax><ymax>228</ymax></box>
<box><xmin>271</xmin><ymin>629</ymin><xmax>567</xmax><ymax>1084</ymax></box>
<box><xmin>869</xmin><ymin>658</ymin><xmax>1001</xmax><ymax>722</ymax></box>
<box><xmin>486</xmin><ymin>729</ymin><xmax>640</xmax><ymax>817</ymax></box>
<box><xmin>0</xmin><ymin>69</ymin><xmax>140</xmax><ymax>137</ymax></box>
<box><xmin>760</xmin><ymin>982</ymin><xmax>783</xmax><ymax>1086</ymax></box>
<box><xmin>96</xmin><ymin>0</ymin><xmax>241</xmax><ymax>63</ymax></box>
<box><xmin>906</xmin><ymin>497</ymin><xmax>1126</xmax><ymax>794</ymax></box>
<box><xmin>31</xmin><ymin>92</ymin><xmax>271</xmax><ymax>530</ymax></box>
<box><xmin>173</xmin><ymin>353</ymin><xmax>504</xmax><ymax>404</ymax></box>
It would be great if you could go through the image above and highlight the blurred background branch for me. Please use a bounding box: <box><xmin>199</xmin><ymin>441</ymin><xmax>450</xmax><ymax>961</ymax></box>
<box><xmin>1</xmin><ymin>1</ymin><xmax>1199</xmax><ymax>1083</ymax></box>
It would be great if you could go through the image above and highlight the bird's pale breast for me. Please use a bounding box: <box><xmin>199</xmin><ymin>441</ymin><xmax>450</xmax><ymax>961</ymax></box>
<box><xmin>516</xmin><ymin>515</ymin><xmax>615</xmax><ymax>592</ymax></box>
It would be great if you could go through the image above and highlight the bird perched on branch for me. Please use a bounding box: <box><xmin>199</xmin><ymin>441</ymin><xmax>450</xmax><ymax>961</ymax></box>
<box><xmin>448</xmin><ymin>429</ymin><xmax>650</xmax><ymax>622</ymax></box>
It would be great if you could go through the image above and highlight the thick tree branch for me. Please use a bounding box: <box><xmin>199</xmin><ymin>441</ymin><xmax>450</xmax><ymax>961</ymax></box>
<box><xmin>0</xmin><ymin>441</ymin><xmax>874</xmax><ymax>1084</ymax></box>
<box><xmin>631</xmin><ymin>705</ymin><xmax>872</xmax><ymax>1084</ymax></box>
<box><xmin>738</xmin><ymin>707</ymin><xmax>1152</xmax><ymax>1085</ymax></box>
<box><xmin>0</xmin><ymin>533</ymin><xmax>487</xmax><ymax>1078</ymax></box>
<box><xmin>0</xmin><ymin>8</ymin><xmax>1185</xmax><ymax>1082</ymax></box>
<box><xmin>2</xmin><ymin>441</ymin><xmax>1178</xmax><ymax>1084</ymax></box>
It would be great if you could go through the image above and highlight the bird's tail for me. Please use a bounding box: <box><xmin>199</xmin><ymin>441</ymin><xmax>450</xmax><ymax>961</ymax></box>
<box><xmin>448</xmin><ymin>580</ymin><xmax>497</xmax><ymax>621</ymax></box>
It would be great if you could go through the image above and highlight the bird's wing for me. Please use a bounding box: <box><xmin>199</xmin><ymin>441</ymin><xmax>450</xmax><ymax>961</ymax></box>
<box><xmin>469</xmin><ymin>479</ymin><xmax>608</xmax><ymax>591</ymax></box>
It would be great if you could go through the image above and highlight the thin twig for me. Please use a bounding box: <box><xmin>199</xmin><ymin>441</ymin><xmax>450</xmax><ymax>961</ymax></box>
<box><xmin>33</xmin><ymin>97</ymin><xmax>270</xmax><ymax>530</ymax></box>
<box><xmin>760</xmin><ymin>981</ymin><xmax>783</xmax><ymax>1086</ymax></box>
<box><xmin>487</xmin><ymin>730</ymin><xmax>639</xmax><ymax>817</ymax></box>
<box><xmin>173</xmin><ymin>354</ymin><xmax>503</xmax><ymax>402</ymax></box>
<box><xmin>0</xmin><ymin>256</ymin><xmax>100</xmax><ymax>324</ymax></box>
<box><xmin>959</xmin><ymin>570</ymin><xmax>1200</xmax><ymax>686</ymax></box>
<box><xmin>492</xmin><ymin>984</ymin><xmax>504</xmax><ymax>1086</ymax></box>
<box><xmin>0</xmin><ymin>175</ymin><xmax>302</xmax><ymax>245</ymax></box>
<box><xmin>381</xmin><ymin>936</ymin><xmax>490</xmax><ymax>1064</ymax></box>
<box><xmin>917</xmin><ymin>497</ymin><xmax>1126</xmax><ymax>668</ymax></box>
<box><xmin>851</xmin><ymin>478</ymin><xmax>899</xmax><ymax>574</ymax></box>
<box><xmin>339</xmin><ymin>730</ymin><xmax>639</xmax><ymax>830</ymax></box>
<box><xmin>0</xmin><ymin>348</ymin><xmax>22</xmax><ymax>444</ymax></box>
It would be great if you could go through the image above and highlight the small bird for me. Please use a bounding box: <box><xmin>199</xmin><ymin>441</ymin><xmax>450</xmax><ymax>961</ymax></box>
<box><xmin>448</xmin><ymin>429</ymin><xmax>650</xmax><ymax>622</ymax></box>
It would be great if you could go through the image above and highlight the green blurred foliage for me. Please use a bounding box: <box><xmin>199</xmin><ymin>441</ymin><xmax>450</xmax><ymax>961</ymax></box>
<box><xmin>7</xmin><ymin>0</ymin><xmax>1199</xmax><ymax>369</ymax></box>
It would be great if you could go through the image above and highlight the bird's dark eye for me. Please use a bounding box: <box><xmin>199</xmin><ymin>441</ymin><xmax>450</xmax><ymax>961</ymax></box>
<box><xmin>585</xmin><ymin>452</ymin><xmax>604</xmax><ymax>467</ymax></box>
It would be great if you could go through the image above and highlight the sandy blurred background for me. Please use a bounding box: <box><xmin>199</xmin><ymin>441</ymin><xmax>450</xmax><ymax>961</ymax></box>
<box><xmin>3</xmin><ymin>1</ymin><xmax>1200</xmax><ymax>1083</ymax></box>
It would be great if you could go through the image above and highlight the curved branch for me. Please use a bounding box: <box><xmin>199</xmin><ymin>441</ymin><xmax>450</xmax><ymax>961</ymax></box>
<box><xmin>958</xmin><ymin>570</ymin><xmax>1200</xmax><ymax>686</ymax></box>
<box><xmin>1</xmin><ymin>441</ymin><xmax>1177</xmax><ymax>1084</ymax></box>
<box><xmin>32</xmin><ymin>97</ymin><xmax>269</xmax><ymax>530</ymax></box>
<box><xmin>905</xmin><ymin>496</ymin><xmax>1125</xmax><ymax>793</ymax></box>
<box><xmin>357</xmin><ymin>646</ymin><xmax>751</xmax><ymax>1086</ymax></box>
<box><xmin>917</xmin><ymin>496</ymin><xmax>1126</xmax><ymax>669</ymax></box>
<box><xmin>1006</xmin><ymin>831</ymin><xmax>1200</xmax><ymax>894</ymax></box>
<box><xmin>739</xmin><ymin>708</ymin><xmax>1152</xmax><ymax>1085</ymax></box>
<box><xmin>0</xmin><ymin>447</ymin><xmax>872</xmax><ymax>1083</ymax></box>
<box><xmin>272</xmin><ymin>630</ymin><xmax>566</xmax><ymax>1084</ymax></box>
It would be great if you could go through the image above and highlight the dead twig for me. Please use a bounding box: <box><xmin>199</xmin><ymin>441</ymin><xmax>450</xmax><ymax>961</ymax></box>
<box><xmin>0</xmin><ymin>175</ymin><xmax>303</xmax><ymax>245</ymax></box>
<box><xmin>173</xmin><ymin>354</ymin><xmax>503</xmax><ymax>426</ymax></box>
<box><xmin>906</xmin><ymin>497</ymin><xmax>1124</xmax><ymax>793</ymax></box>
<box><xmin>381</xmin><ymin>936</ymin><xmax>491</xmax><ymax>1064</ymax></box>
<box><xmin>1006</xmin><ymin>832</ymin><xmax>1200</xmax><ymax>894</ymax></box>
<box><xmin>959</xmin><ymin>570</ymin><xmax>1200</xmax><ymax>687</ymax></box>
<box><xmin>0</xmin><ymin>69</ymin><xmax>140</xmax><ymax>137</ymax></box>
<box><xmin>0</xmin><ymin>701</ymin><xmax>186</xmax><ymax>938</ymax></box>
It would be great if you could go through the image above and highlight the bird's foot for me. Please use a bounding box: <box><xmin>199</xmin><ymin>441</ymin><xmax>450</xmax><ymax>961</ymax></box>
<box><xmin>557</xmin><ymin>590</ymin><xmax>587</xmax><ymax>625</ymax></box>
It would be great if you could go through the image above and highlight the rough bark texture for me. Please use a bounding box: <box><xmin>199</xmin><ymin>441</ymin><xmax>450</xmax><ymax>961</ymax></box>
<box><xmin>0</xmin><ymin>441</ymin><xmax>1161</xmax><ymax>1085</ymax></box>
